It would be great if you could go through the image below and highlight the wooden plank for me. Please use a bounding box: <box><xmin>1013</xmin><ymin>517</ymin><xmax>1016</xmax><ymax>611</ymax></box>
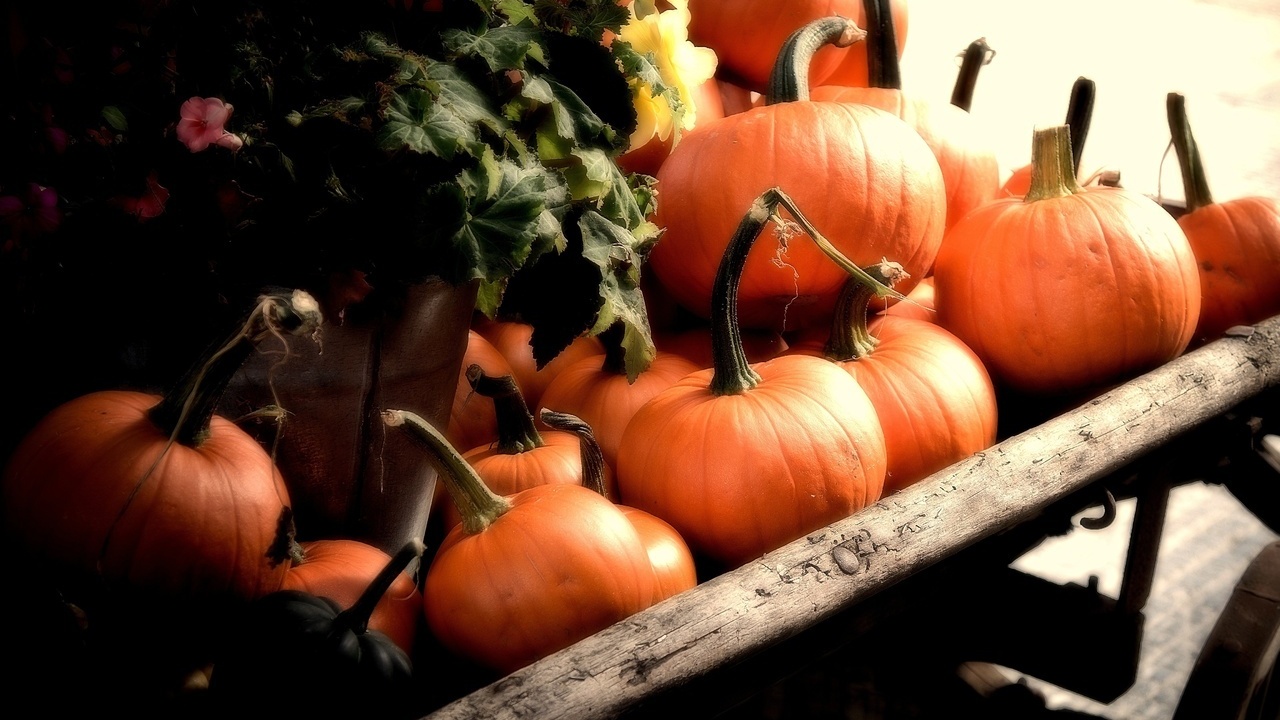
<box><xmin>422</xmin><ymin>315</ymin><xmax>1280</xmax><ymax>720</ymax></box>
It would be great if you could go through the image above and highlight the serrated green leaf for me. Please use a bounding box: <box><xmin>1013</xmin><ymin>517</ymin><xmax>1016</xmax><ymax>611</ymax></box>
<box><xmin>442</xmin><ymin>25</ymin><xmax>546</xmax><ymax>74</ymax></box>
<box><xmin>544</xmin><ymin>77</ymin><xmax>613</xmax><ymax>146</ymax></box>
<box><xmin>380</xmin><ymin>87</ymin><xmax>476</xmax><ymax>159</ymax></box>
<box><xmin>578</xmin><ymin>209</ymin><xmax>656</xmax><ymax>379</ymax></box>
<box><xmin>452</xmin><ymin>158</ymin><xmax>553</xmax><ymax>283</ymax></box>
<box><xmin>423</xmin><ymin>62</ymin><xmax>509</xmax><ymax>136</ymax></box>
<box><xmin>563</xmin><ymin>147</ymin><xmax>613</xmax><ymax>201</ymax></box>
<box><xmin>496</xmin><ymin>0</ymin><xmax>539</xmax><ymax>27</ymax></box>
<box><xmin>476</xmin><ymin>278</ymin><xmax>507</xmax><ymax>318</ymax></box>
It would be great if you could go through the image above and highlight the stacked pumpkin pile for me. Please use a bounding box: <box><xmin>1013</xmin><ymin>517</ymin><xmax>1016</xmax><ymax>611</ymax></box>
<box><xmin>4</xmin><ymin>1</ymin><xmax>1280</xmax><ymax>717</ymax></box>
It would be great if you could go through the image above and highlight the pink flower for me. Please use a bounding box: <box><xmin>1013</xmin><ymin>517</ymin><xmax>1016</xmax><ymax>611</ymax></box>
<box><xmin>0</xmin><ymin>184</ymin><xmax>62</xmax><ymax>246</ymax></box>
<box><xmin>177</xmin><ymin>96</ymin><xmax>243</xmax><ymax>152</ymax></box>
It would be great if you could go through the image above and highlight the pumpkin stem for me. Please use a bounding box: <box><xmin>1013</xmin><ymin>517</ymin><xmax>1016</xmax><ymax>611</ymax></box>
<box><xmin>950</xmin><ymin>37</ymin><xmax>994</xmax><ymax>112</ymax></box>
<box><xmin>863</xmin><ymin>0</ymin><xmax>902</xmax><ymax>90</ymax></box>
<box><xmin>599</xmin><ymin>322</ymin><xmax>628</xmax><ymax>377</ymax></box>
<box><xmin>1166</xmin><ymin>92</ymin><xmax>1214</xmax><ymax>212</ymax></box>
<box><xmin>765</xmin><ymin>17</ymin><xmax>866</xmax><ymax>105</ymax></box>
<box><xmin>1024</xmin><ymin>124</ymin><xmax>1082</xmax><ymax>202</ymax></box>
<box><xmin>383</xmin><ymin>409</ymin><xmax>512</xmax><ymax>535</ymax></box>
<box><xmin>709</xmin><ymin>187</ymin><xmax>906</xmax><ymax>396</ymax></box>
<box><xmin>1066</xmin><ymin>77</ymin><xmax>1096</xmax><ymax>175</ymax></box>
<box><xmin>824</xmin><ymin>259</ymin><xmax>910</xmax><ymax>361</ymax></box>
<box><xmin>149</xmin><ymin>289</ymin><xmax>323</xmax><ymax>447</ymax></box>
<box><xmin>466</xmin><ymin>365</ymin><xmax>544</xmax><ymax>454</ymax></box>
<box><xmin>332</xmin><ymin>539</ymin><xmax>424</xmax><ymax>636</ymax></box>
<box><xmin>539</xmin><ymin>409</ymin><xmax>609</xmax><ymax>499</ymax></box>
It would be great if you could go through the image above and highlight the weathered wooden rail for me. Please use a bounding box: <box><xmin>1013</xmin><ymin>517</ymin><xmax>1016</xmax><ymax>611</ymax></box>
<box><xmin>422</xmin><ymin>314</ymin><xmax>1280</xmax><ymax>720</ymax></box>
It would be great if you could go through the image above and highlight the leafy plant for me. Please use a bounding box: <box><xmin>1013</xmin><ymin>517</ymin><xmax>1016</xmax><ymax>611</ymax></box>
<box><xmin>1</xmin><ymin>0</ymin><xmax>671</xmax><ymax>420</ymax></box>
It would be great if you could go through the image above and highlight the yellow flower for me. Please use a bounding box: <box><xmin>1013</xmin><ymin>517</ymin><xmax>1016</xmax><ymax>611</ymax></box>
<box><xmin>619</xmin><ymin>0</ymin><xmax>718</xmax><ymax>151</ymax></box>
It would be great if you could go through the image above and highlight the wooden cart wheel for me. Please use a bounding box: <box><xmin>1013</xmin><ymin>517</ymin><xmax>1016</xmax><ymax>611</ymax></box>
<box><xmin>1172</xmin><ymin>540</ymin><xmax>1280</xmax><ymax>720</ymax></box>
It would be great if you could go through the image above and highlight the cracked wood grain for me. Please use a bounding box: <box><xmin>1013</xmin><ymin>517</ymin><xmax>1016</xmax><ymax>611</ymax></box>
<box><xmin>422</xmin><ymin>314</ymin><xmax>1280</xmax><ymax>720</ymax></box>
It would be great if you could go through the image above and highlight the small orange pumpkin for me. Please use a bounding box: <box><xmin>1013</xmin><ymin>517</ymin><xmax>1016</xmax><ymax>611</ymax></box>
<box><xmin>788</xmin><ymin>262</ymin><xmax>997</xmax><ymax>494</ymax></box>
<box><xmin>282</xmin><ymin>538</ymin><xmax>422</xmax><ymax>655</ymax></box>
<box><xmin>1167</xmin><ymin>92</ymin><xmax>1280</xmax><ymax>345</ymax></box>
<box><xmin>386</xmin><ymin>409</ymin><xmax>655</xmax><ymax>675</ymax></box>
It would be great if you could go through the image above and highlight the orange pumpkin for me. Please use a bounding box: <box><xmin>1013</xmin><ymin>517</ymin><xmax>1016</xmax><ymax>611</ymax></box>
<box><xmin>386</xmin><ymin>410</ymin><xmax>655</xmax><ymax>675</ymax></box>
<box><xmin>880</xmin><ymin>275</ymin><xmax>935</xmax><ymax>323</ymax></box>
<box><xmin>811</xmin><ymin>2</ymin><xmax>998</xmax><ymax>232</ymax></box>
<box><xmin>538</xmin><ymin>337</ymin><xmax>700</xmax><ymax>472</ymax></box>
<box><xmin>438</xmin><ymin>367</ymin><xmax>607</xmax><ymax>531</ymax></box>
<box><xmin>649</xmin><ymin>16</ymin><xmax>945</xmax><ymax>331</ymax></box>
<box><xmin>618</xmin><ymin>188</ymin><xmax>888</xmax><ymax>569</ymax></box>
<box><xmin>445</xmin><ymin>329</ymin><xmax>516</xmax><ymax>452</ymax></box>
<box><xmin>687</xmin><ymin>0</ymin><xmax>908</xmax><ymax>92</ymax></box>
<box><xmin>1</xmin><ymin>291</ymin><xmax>318</xmax><ymax>649</ymax></box>
<box><xmin>933</xmin><ymin>125</ymin><xmax>1201</xmax><ymax>395</ymax></box>
<box><xmin>788</xmin><ymin>263</ymin><xmax>997</xmax><ymax>494</ymax></box>
<box><xmin>474</xmin><ymin>320</ymin><xmax>604</xmax><ymax>410</ymax></box>
<box><xmin>547</xmin><ymin>409</ymin><xmax>700</xmax><ymax>602</ymax></box>
<box><xmin>282</xmin><ymin>539</ymin><xmax>422</xmax><ymax>654</ymax></box>
<box><xmin>1167</xmin><ymin>92</ymin><xmax>1280</xmax><ymax>345</ymax></box>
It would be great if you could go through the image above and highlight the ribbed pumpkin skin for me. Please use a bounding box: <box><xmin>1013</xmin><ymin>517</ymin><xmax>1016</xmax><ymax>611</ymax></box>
<box><xmin>2</xmin><ymin>390</ymin><xmax>291</xmax><ymax>604</ymax></box>
<box><xmin>687</xmin><ymin>0</ymin><xmax>908</xmax><ymax>92</ymax></box>
<box><xmin>650</xmin><ymin>101</ymin><xmax>945</xmax><ymax>331</ymax></box>
<box><xmin>934</xmin><ymin>189</ymin><xmax>1201</xmax><ymax>395</ymax></box>
<box><xmin>616</xmin><ymin>355</ymin><xmax>886</xmax><ymax>568</ymax></box>
<box><xmin>789</xmin><ymin>315</ymin><xmax>997</xmax><ymax>494</ymax></box>
<box><xmin>619</xmin><ymin>506</ymin><xmax>698</xmax><ymax>602</ymax></box>
<box><xmin>282</xmin><ymin>539</ymin><xmax>422</xmax><ymax>655</ymax></box>
<box><xmin>423</xmin><ymin>483</ymin><xmax>656</xmax><ymax>674</ymax></box>
<box><xmin>1178</xmin><ymin>197</ymin><xmax>1280</xmax><ymax>343</ymax></box>
<box><xmin>810</xmin><ymin>86</ymin><xmax>999</xmax><ymax>232</ymax></box>
<box><xmin>537</xmin><ymin>351</ymin><xmax>701</xmax><ymax>470</ymax></box>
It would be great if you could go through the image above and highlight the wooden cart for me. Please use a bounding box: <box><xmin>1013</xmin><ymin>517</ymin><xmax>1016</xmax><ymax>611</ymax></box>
<box><xmin>416</xmin><ymin>311</ymin><xmax>1280</xmax><ymax>719</ymax></box>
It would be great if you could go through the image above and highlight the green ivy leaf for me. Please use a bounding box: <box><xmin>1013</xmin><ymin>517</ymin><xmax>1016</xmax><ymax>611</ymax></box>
<box><xmin>563</xmin><ymin>147</ymin><xmax>613</xmax><ymax>201</ymax></box>
<box><xmin>578</xmin><ymin>209</ymin><xmax>656</xmax><ymax>379</ymax></box>
<box><xmin>450</xmin><ymin>156</ymin><xmax>555</xmax><ymax>284</ymax></box>
<box><xmin>496</xmin><ymin>0</ymin><xmax>539</xmax><ymax>27</ymax></box>
<box><xmin>442</xmin><ymin>25</ymin><xmax>547</xmax><ymax>74</ymax></box>
<box><xmin>381</xmin><ymin>88</ymin><xmax>477</xmax><ymax>159</ymax></box>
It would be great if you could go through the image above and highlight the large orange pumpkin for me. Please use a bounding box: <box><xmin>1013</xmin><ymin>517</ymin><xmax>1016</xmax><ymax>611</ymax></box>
<box><xmin>649</xmin><ymin>16</ymin><xmax>945</xmax><ymax>331</ymax></box>
<box><xmin>619</xmin><ymin>188</ymin><xmax>887</xmax><ymax>569</ymax></box>
<box><xmin>687</xmin><ymin>0</ymin><xmax>908</xmax><ymax>92</ymax></box>
<box><xmin>1167</xmin><ymin>92</ymin><xmax>1280</xmax><ymax>345</ymax></box>
<box><xmin>933</xmin><ymin>125</ymin><xmax>1201</xmax><ymax>395</ymax></box>
<box><xmin>811</xmin><ymin>0</ymin><xmax>998</xmax><ymax>232</ymax></box>
<box><xmin>1</xmin><ymin>291</ymin><xmax>317</xmax><ymax>645</ymax></box>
